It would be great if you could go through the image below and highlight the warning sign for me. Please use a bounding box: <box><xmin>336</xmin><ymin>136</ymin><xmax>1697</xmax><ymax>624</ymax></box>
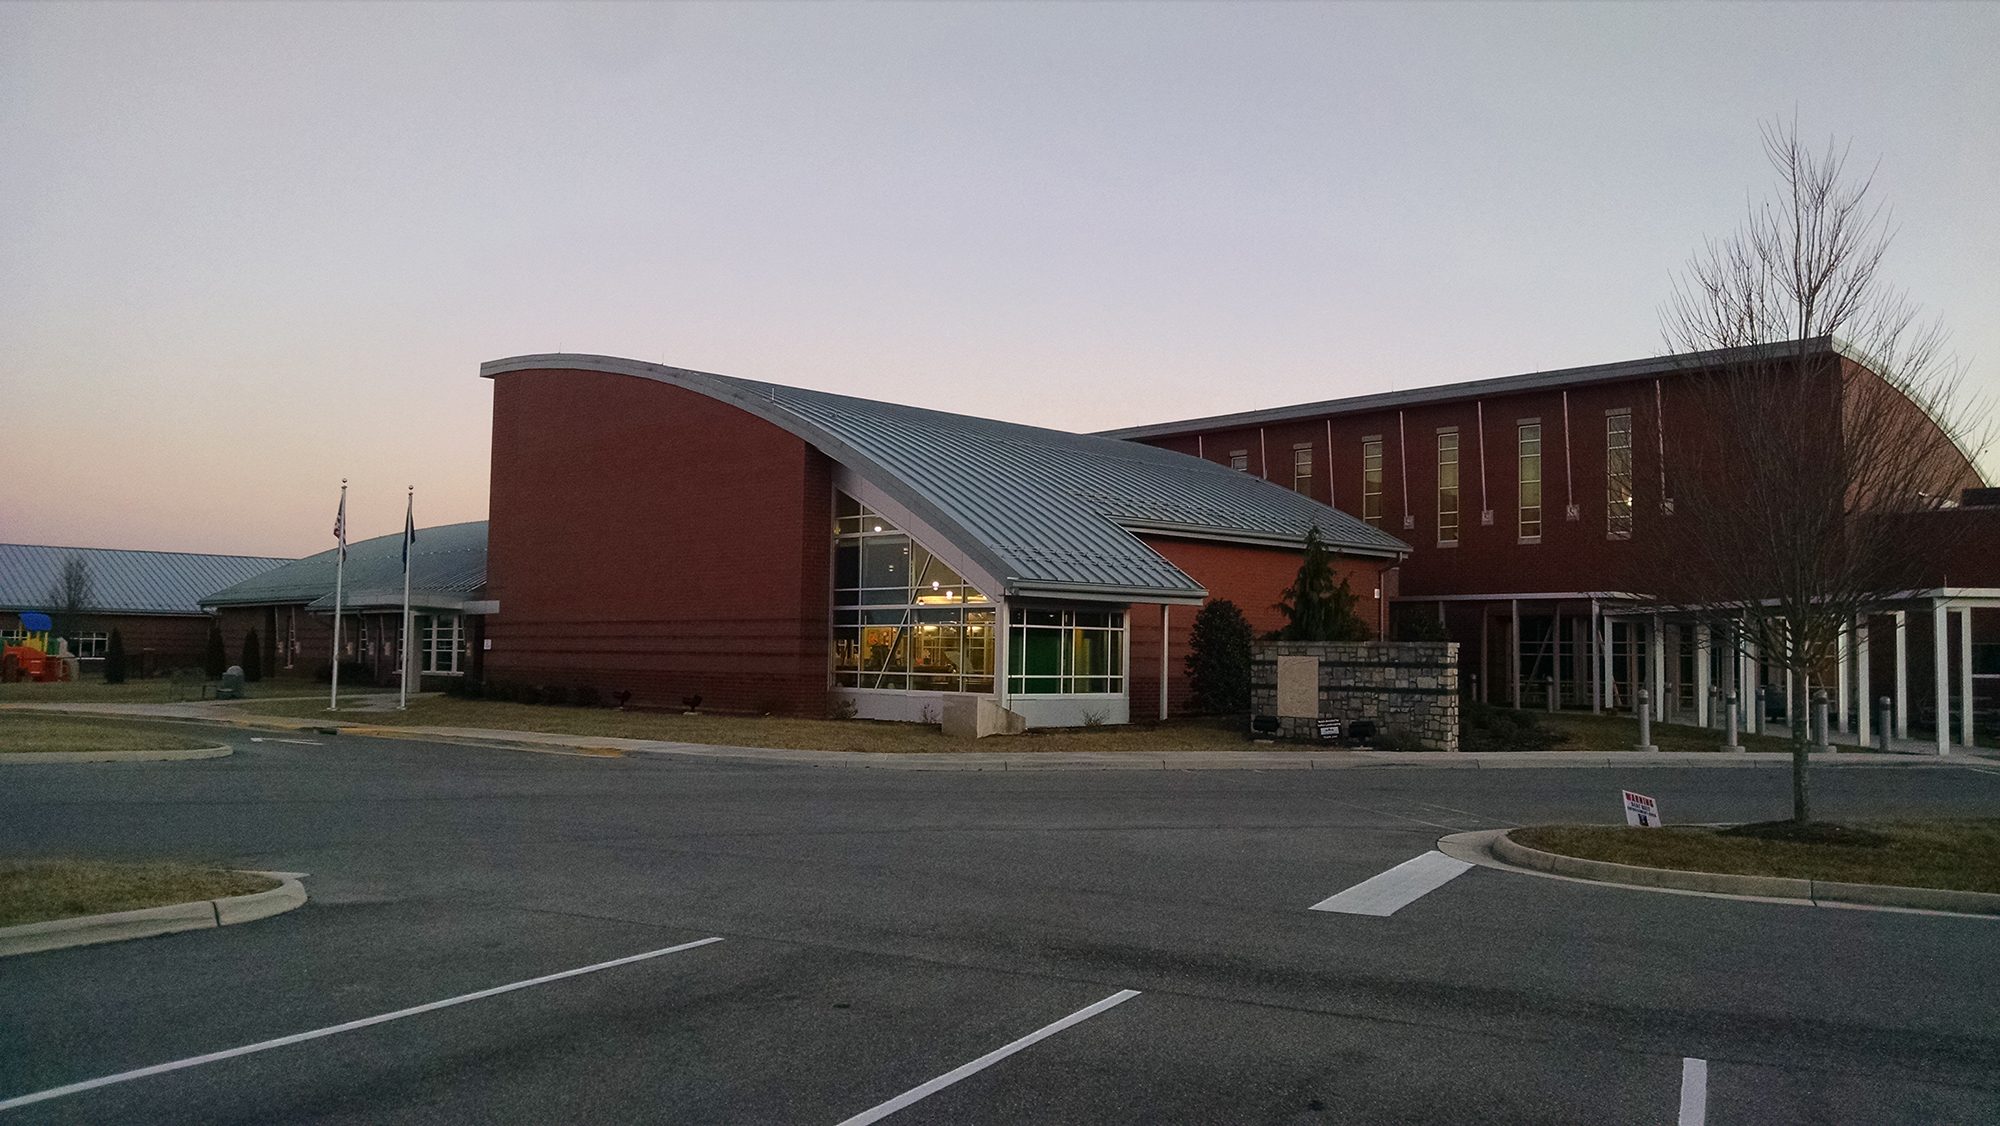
<box><xmin>1622</xmin><ymin>790</ymin><xmax>1662</xmax><ymax>828</ymax></box>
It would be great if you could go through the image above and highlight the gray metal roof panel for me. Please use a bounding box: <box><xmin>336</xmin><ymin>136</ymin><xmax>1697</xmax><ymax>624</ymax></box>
<box><xmin>202</xmin><ymin>521</ymin><xmax>487</xmax><ymax>608</ymax></box>
<box><xmin>0</xmin><ymin>544</ymin><xmax>289</xmax><ymax>616</ymax></box>
<box><xmin>1096</xmin><ymin>338</ymin><xmax>1853</xmax><ymax>439</ymax></box>
<box><xmin>481</xmin><ymin>356</ymin><xmax>1409</xmax><ymax>602</ymax></box>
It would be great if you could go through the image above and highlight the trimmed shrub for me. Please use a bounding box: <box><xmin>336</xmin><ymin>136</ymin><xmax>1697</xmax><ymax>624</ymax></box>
<box><xmin>103</xmin><ymin>629</ymin><xmax>128</xmax><ymax>684</ymax></box>
<box><xmin>203</xmin><ymin>623</ymin><xmax>227</xmax><ymax>678</ymax></box>
<box><xmin>1185</xmin><ymin>599</ymin><xmax>1254</xmax><ymax>715</ymax></box>
<box><xmin>1461</xmin><ymin>703</ymin><xmax>1565</xmax><ymax>753</ymax></box>
<box><xmin>570</xmin><ymin>685</ymin><xmax>602</xmax><ymax>708</ymax></box>
<box><xmin>240</xmin><ymin>629</ymin><xmax>263</xmax><ymax>682</ymax></box>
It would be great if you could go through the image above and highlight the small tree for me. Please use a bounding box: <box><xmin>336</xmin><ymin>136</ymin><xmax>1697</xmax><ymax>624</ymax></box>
<box><xmin>241</xmin><ymin>629</ymin><xmax>263</xmax><ymax>682</ymax></box>
<box><xmin>204</xmin><ymin>622</ymin><xmax>228</xmax><ymax>678</ymax></box>
<box><xmin>1653</xmin><ymin>119</ymin><xmax>1986</xmax><ymax>822</ymax></box>
<box><xmin>44</xmin><ymin>554</ymin><xmax>95</xmax><ymax>654</ymax></box>
<box><xmin>1184</xmin><ymin>599</ymin><xmax>1254</xmax><ymax>715</ymax></box>
<box><xmin>1275</xmin><ymin>526</ymin><xmax>1372</xmax><ymax>642</ymax></box>
<box><xmin>103</xmin><ymin>628</ymin><xmax>127</xmax><ymax>684</ymax></box>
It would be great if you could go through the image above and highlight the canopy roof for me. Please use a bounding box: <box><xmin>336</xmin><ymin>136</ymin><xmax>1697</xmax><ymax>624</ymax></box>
<box><xmin>482</xmin><ymin>355</ymin><xmax>1408</xmax><ymax>603</ymax></box>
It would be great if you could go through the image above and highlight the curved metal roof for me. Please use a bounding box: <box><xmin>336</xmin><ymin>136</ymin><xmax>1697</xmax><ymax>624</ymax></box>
<box><xmin>0</xmin><ymin>544</ymin><xmax>288</xmax><ymax>617</ymax></box>
<box><xmin>202</xmin><ymin>521</ymin><xmax>487</xmax><ymax>610</ymax></box>
<box><xmin>481</xmin><ymin>356</ymin><xmax>1408</xmax><ymax>604</ymax></box>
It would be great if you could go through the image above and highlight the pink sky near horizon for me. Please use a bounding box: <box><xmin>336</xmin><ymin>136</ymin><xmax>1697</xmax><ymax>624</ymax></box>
<box><xmin>3</xmin><ymin>1</ymin><xmax>1996</xmax><ymax>559</ymax></box>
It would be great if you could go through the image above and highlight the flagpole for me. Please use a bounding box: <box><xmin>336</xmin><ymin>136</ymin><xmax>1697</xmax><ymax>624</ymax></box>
<box><xmin>400</xmin><ymin>486</ymin><xmax>413</xmax><ymax>710</ymax></box>
<box><xmin>330</xmin><ymin>479</ymin><xmax>347</xmax><ymax>711</ymax></box>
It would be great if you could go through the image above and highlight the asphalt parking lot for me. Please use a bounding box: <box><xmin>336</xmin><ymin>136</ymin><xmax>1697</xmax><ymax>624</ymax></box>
<box><xmin>2</xmin><ymin>733</ymin><xmax>1997</xmax><ymax>1124</ymax></box>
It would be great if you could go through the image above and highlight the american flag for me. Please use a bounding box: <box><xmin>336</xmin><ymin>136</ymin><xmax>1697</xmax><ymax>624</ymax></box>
<box><xmin>334</xmin><ymin>491</ymin><xmax>347</xmax><ymax>561</ymax></box>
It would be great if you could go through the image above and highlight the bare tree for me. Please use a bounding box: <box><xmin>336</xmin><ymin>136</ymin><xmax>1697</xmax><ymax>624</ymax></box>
<box><xmin>1650</xmin><ymin>119</ymin><xmax>1987</xmax><ymax>822</ymax></box>
<box><xmin>45</xmin><ymin>554</ymin><xmax>97</xmax><ymax>655</ymax></box>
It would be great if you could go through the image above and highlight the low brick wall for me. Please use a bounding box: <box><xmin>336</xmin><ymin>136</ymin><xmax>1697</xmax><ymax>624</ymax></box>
<box><xmin>1251</xmin><ymin>641</ymin><xmax>1460</xmax><ymax>750</ymax></box>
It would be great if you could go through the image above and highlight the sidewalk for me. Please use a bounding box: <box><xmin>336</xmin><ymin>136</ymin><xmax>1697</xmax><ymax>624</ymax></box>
<box><xmin>8</xmin><ymin>700</ymin><xmax>1997</xmax><ymax>772</ymax></box>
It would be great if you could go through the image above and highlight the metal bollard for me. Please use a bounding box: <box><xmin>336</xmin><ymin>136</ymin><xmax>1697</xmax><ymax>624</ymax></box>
<box><xmin>1877</xmin><ymin>696</ymin><xmax>1892</xmax><ymax>752</ymax></box>
<box><xmin>1635</xmin><ymin>687</ymin><xmax>1659</xmax><ymax>752</ymax></box>
<box><xmin>1812</xmin><ymin>688</ymin><xmax>1831</xmax><ymax>752</ymax></box>
<box><xmin>1724</xmin><ymin>690</ymin><xmax>1742</xmax><ymax>751</ymax></box>
<box><xmin>1708</xmin><ymin>684</ymin><xmax>1722</xmax><ymax>730</ymax></box>
<box><xmin>1546</xmin><ymin>677</ymin><xmax>1556</xmax><ymax>714</ymax></box>
<box><xmin>1754</xmin><ymin>685</ymin><xmax>1767</xmax><ymax>736</ymax></box>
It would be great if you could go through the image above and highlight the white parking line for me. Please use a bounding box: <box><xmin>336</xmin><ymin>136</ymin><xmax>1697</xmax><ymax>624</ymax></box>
<box><xmin>272</xmin><ymin>738</ymin><xmax>321</xmax><ymax>746</ymax></box>
<box><xmin>1309</xmin><ymin>851</ymin><xmax>1473</xmax><ymax>916</ymax></box>
<box><xmin>833</xmin><ymin>989</ymin><xmax>1140</xmax><ymax>1126</ymax></box>
<box><xmin>0</xmin><ymin>937</ymin><xmax>724</xmax><ymax>1113</ymax></box>
<box><xmin>1678</xmin><ymin>1057</ymin><xmax>1708</xmax><ymax>1126</ymax></box>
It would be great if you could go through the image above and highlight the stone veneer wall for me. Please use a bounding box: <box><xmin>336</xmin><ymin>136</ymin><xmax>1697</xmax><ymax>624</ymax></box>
<box><xmin>1251</xmin><ymin>641</ymin><xmax>1460</xmax><ymax>751</ymax></box>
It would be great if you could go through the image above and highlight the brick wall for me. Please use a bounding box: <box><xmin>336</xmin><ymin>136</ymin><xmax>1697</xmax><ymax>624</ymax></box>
<box><xmin>484</xmin><ymin>367</ymin><xmax>833</xmax><ymax>714</ymax></box>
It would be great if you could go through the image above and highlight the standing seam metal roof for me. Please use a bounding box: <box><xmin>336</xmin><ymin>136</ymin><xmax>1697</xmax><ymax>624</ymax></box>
<box><xmin>200</xmin><ymin>521</ymin><xmax>487</xmax><ymax>610</ymax></box>
<box><xmin>480</xmin><ymin>356</ymin><xmax>1409</xmax><ymax>603</ymax></box>
<box><xmin>0</xmin><ymin>544</ymin><xmax>289</xmax><ymax>616</ymax></box>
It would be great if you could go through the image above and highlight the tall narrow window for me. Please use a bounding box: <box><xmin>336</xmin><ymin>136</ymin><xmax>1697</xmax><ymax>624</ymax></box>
<box><xmin>1437</xmin><ymin>428</ymin><xmax>1460</xmax><ymax>546</ymax></box>
<box><xmin>1361</xmin><ymin>438</ymin><xmax>1383</xmax><ymax>526</ymax></box>
<box><xmin>1292</xmin><ymin>443</ymin><xmax>1313</xmax><ymax>494</ymax></box>
<box><xmin>1517</xmin><ymin>421</ymin><xmax>1543</xmax><ymax>541</ymax></box>
<box><xmin>1607</xmin><ymin>409</ymin><xmax>1634</xmax><ymax>538</ymax></box>
<box><xmin>1229</xmin><ymin>450</ymin><xmax>1249</xmax><ymax>472</ymax></box>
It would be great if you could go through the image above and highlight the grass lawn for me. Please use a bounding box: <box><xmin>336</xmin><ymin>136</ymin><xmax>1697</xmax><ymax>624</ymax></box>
<box><xmin>0</xmin><ymin>860</ymin><xmax>277</xmax><ymax>927</ymax></box>
<box><xmin>0</xmin><ymin>712</ymin><xmax>216</xmax><ymax>754</ymax></box>
<box><xmin>0</xmin><ymin>678</ymin><xmax>324</xmax><ymax>704</ymax></box>
<box><xmin>237</xmin><ymin>696</ymin><xmax>1259</xmax><ymax>753</ymax></box>
<box><xmin>1511</xmin><ymin>820</ymin><xmax>2000</xmax><ymax>894</ymax></box>
<box><xmin>1540</xmin><ymin>712</ymin><xmax>1796</xmax><ymax>754</ymax></box>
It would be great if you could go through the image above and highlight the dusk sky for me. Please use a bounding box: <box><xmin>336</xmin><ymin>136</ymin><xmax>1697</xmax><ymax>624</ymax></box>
<box><xmin>4</xmin><ymin>1</ymin><xmax>1996</xmax><ymax>557</ymax></box>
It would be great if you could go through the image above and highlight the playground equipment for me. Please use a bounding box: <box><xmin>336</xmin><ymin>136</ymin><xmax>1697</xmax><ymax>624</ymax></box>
<box><xmin>1</xmin><ymin>612</ymin><xmax>75</xmax><ymax>683</ymax></box>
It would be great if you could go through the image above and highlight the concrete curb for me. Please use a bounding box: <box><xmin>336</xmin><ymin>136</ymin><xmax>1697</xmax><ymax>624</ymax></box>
<box><xmin>1490</xmin><ymin>830</ymin><xmax>2000</xmax><ymax>916</ymax></box>
<box><xmin>0</xmin><ymin>873</ymin><xmax>308</xmax><ymax>957</ymax></box>
<box><xmin>0</xmin><ymin>744</ymin><xmax>232</xmax><ymax>765</ymax></box>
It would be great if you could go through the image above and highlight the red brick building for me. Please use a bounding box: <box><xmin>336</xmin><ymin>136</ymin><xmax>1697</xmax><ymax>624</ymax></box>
<box><xmin>479</xmin><ymin>355</ymin><xmax>1407</xmax><ymax>725</ymax></box>
<box><xmin>1104</xmin><ymin>339</ymin><xmax>1993</xmax><ymax>750</ymax></box>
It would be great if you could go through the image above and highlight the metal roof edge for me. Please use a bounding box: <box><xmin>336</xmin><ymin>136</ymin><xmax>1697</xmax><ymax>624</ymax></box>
<box><xmin>1006</xmin><ymin>580</ymin><xmax>1209</xmax><ymax>606</ymax></box>
<box><xmin>1117</xmin><ymin>520</ymin><xmax>1407</xmax><ymax>559</ymax></box>
<box><xmin>1096</xmin><ymin>338</ymin><xmax>1846</xmax><ymax>439</ymax></box>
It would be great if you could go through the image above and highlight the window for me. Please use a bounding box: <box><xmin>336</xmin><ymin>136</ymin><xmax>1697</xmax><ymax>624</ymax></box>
<box><xmin>418</xmin><ymin>615</ymin><xmax>462</xmax><ymax>674</ymax></box>
<box><xmin>834</xmin><ymin>492</ymin><xmax>995</xmax><ymax>693</ymax></box>
<box><xmin>1437</xmin><ymin>428</ymin><xmax>1460</xmax><ymax>546</ymax></box>
<box><xmin>1361</xmin><ymin>438</ymin><xmax>1383</xmax><ymax>526</ymax></box>
<box><xmin>1007</xmin><ymin>608</ymin><xmax>1126</xmax><ymax>695</ymax></box>
<box><xmin>0</xmin><ymin>629</ymin><xmax>26</xmax><ymax>647</ymax></box>
<box><xmin>1229</xmin><ymin>450</ymin><xmax>1249</xmax><ymax>472</ymax></box>
<box><xmin>70</xmin><ymin>633</ymin><xmax>108</xmax><ymax>658</ymax></box>
<box><xmin>1518</xmin><ymin>421</ymin><xmax>1543</xmax><ymax>541</ymax></box>
<box><xmin>1607</xmin><ymin>409</ymin><xmax>1634</xmax><ymax>539</ymax></box>
<box><xmin>1291</xmin><ymin>444</ymin><xmax>1313</xmax><ymax>494</ymax></box>
<box><xmin>285</xmin><ymin>608</ymin><xmax>297</xmax><ymax>668</ymax></box>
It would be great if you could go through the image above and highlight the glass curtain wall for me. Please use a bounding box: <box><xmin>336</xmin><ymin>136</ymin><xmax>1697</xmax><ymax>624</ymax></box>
<box><xmin>833</xmin><ymin>493</ymin><xmax>995</xmax><ymax>693</ymax></box>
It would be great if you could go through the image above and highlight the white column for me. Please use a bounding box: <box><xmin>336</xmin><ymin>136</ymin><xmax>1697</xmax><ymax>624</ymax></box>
<box><xmin>1158</xmin><ymin>604</ymin><xmax>1170</xmax><ymax>722</ymax></box>
<box><xmin>1933</xmin><ymin>599</ymin><xmax>1950</xmax><ymax>756</ymax></box>
<box><xmin>1960</xmin><ymin>607</ymin><xmax>1975</xmax><ymax>750</ymax></box>
<box><xmin>995</xmin><ymin>600</ymin><xmax>1010</xmax><ymax>711</ymax></box>
<box><xmin>1835</xmin><ymin>622</ymin><xmax>1851</xmax><ymax>734</ymax></box>
<box><xmin>1603</xmin><ymin>613</ymin><xmax>1616</xmax><ymax>711</ymax></box>
<box><xmin>1856</xmin><ymin>617</ymin><xmax>1871</xmax><ymax>748</ymax></box>
<box><xmin>1737</xmin><ymin>621</ymin><xmax>1751</xmax><ymax>730</ymax></box>
<box><xmin>1894</xmin><ymin>610</ymin><xmax>1909</xmax><ymax>739</ymax></box>
<box><xmin>1694</xmin><ymin>623</ymin><xmax>1711</xmax><ymax>728</ymax></box>
<box><xmin>1590</xmin><ymin>600</ymin><xmax>1602</xmax><ymax>713</ymax></box>
<box><xmin>1650</xmin><ymin>615</ymin><xmax>1666</xmax><ymax>722</ymax></box>
<box><xmin>1551</xmin><ymin>603</ymin><xmax>1563</xmax><ymax>710</ymax></box>
<box><xmin>1510</xmin><ymin>598</ymin><xmax>1522</xmax><ymax>709</ymax></box>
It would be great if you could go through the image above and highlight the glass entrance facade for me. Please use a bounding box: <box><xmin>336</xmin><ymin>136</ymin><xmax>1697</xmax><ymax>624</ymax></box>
<box><xmin>833</xmin><ymin>493</ymin><xmax>995</xmax><ymax>693</ymax></box>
